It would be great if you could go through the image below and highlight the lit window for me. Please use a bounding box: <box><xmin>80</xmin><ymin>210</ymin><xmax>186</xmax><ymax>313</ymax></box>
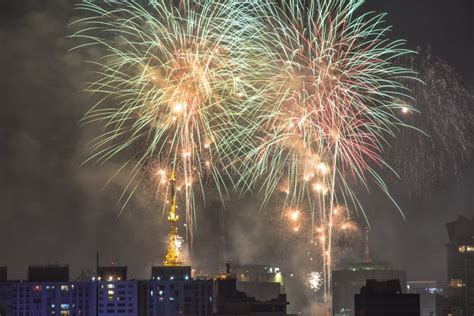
<box><xmin>107</xmin><ymin>284</ymin><xmax>115</xmax><ymax>289</ymax></box>
<box><xmin>61</xmin><ymin>304</ymin><xmax>69</xmax><ymax>310</ymax></box>
<box><xmin>60</xmin><ymin>285</ymin><xmax>69</xmax><ymax>292</ymax></box>
<box><xmin>458</xmin><ymin>245</ymin><xmax>474</xmax><ymax>253</ymax></box>
<box><xmin>107</xmin><ymin>290</ymin><xmax>114</xmax><ymax>295</ymax></box>
<box><xmin>449</xmin><ymin>279</ymin><xmax>465</xmax><ymax>288</ymax></box>
<box><xmin>33</xmin><ymin>285</ymin><xmax>42</xmax><ymax>292</ymax></box>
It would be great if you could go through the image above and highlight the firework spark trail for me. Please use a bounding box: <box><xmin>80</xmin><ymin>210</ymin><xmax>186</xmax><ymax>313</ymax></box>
<box><xmin>387</xmin><ymin>47</ymin><xmax>474</xmax><ymax>193</ymax></box>
<box><xmin>71</xmin><ymin>0</ymin><xmax>266</xmax><ymax>246</ymax></box>
<box><xmin>238</xmin><ymin>0</ymin><xmax>416</xmax><ymax>308</ymax></box>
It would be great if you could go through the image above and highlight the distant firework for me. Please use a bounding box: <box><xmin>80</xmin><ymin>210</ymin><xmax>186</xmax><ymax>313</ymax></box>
<box><xmin>387</xmin><ymin>47</ymin><xmax>474</xmax><ymax>192</ymax></box>
<box><xmin>308</xmin><ymin>271</ymin><xmax>323</xmax><ymax>292</ymax></box>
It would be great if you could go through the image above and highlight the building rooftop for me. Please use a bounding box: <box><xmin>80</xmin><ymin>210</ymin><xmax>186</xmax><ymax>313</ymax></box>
<box><xmin>446</xmin><ymin>215</ymin><xmax>474</xmax><ymax>243</ymax></box>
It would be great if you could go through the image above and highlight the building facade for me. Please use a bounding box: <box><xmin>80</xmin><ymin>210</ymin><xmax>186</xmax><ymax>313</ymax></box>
<box><xmin>407</xmin><ymin>280</ymin><xmax>442</xmax><ymax>316</ymax></box>
<box><xmin>138</xmin><ymin>266</ymin><xmax>212</xmax><ymax>316</ymax></box>
<box><xmin>354</xmin><ymin>279</ymin><xmax>420</xmax><ymax>316</ymax></box>
<box><xmin>213</xmin><ymin>277</ymin><xmax>291</xmax><ymax>316</ymax></box>
<box><xmin>232</xmin><ymin>265</ymin><xmax>284</xmax><ymax>302</ymax></box>
<box><xmin>332</xmin><ymin>261</ymin><xmax>407</xmax><ymax>316</ymax></box>
<box><xmin>436</xmin><ymin>216</ymin><xmax>474</xmax><ymax>316</ymax></box>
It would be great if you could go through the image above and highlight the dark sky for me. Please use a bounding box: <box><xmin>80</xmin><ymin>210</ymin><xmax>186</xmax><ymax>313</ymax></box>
<box><xmin>0</xmin><ymin>0</ymin><xmax>473</xmax><ymax>313</ymax></box>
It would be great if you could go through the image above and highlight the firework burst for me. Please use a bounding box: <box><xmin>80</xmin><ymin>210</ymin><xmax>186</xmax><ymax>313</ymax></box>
<box><xmin>71</xmin><ymin>1</ymin><xmax>263</xmax><ymax>245</ymax></box>
<box><xmin>238</xmin><ymin>0</ymin><xmax>415</xmax><ymax>306</ymax></box>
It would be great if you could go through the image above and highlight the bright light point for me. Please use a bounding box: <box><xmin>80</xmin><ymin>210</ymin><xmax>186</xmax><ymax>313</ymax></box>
<box><xmin>317</xmin><ymin>162</ymin><xmax>328</xmax><ymax>174</ymax></box>
<box><xmin>151</xmin><ymin>75</ymin><xmax>157</xmax><ymax>81</ymax></box>
<box><xmin>205</xmin><ymin>161</ymin><xmax>210</xmax><ymax>166</ymax></box>
<box><xmin>401</xmin><ymin>106</ymin><xmax>409</xmax><ymax>114</ymax></box>
<box><xmin>330</xmin><ymin>129</ymin><xmax>340</xmax><ymax>139</ymax></box>
<box><xmin>290</xmin><ymin>210</ymin><xmax>300</xmax><ymax>221</ymax></box>
<box><xmin>308</xmin><ymin>272</ymin><xmax>323</xmax><ymax>292</ymax></box>
<box><xmin>171</xmin><ymin>102</ymin><xmax>186</xmax><ymax>114</ymax></box>
<box><xmin>313</xmin><ymin>183</ymin><xmax>327</xmax><ymax>194</ymax></box>
<box><xmin>342</xmin><ymin>225</ymin><xmax>347</xmax><ymax>230</ymax></box>
<box><xmin>293</xmin><ymin>227</ymin><xmax>300</xmax><ymax>232</ymax></box>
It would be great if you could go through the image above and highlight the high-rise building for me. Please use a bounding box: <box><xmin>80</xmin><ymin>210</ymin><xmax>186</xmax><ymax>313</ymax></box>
<box><xmin>0</xmin><ymin>268</ymin><xmax>9</xmax><ymax>316</ymax></box>
<box><xmin>332</xmin><ymin>261</ymin><xmax>407</xmax><ymax>316</ymax></box>
<box><xmin>12</xmin><ymin>280</ymin><xmax>95</xmax><ymax>316</ymax></box>
<box><xmin>96</xmin><ymin>267</ymin><xmax>136</xmax><ymax>315</ymax></box>
<box><xmin>354</xmin><ymin>279</ymin><xmax>420</xmax><ymax>316</ymax></box>
<box><xmin>232</xmin><ymin>265</ymin><xmax>284</xmax><ymax>301</ymax></box>
<box><xmin>138</xmin><ymin>265</ymin><xmax>213</xmax><ymax>316</ymax></box>
<box><xmin>332</xmin><ymin>230</ymin><xmax>407</xmax><ymax>316</ymax></box>
<box><xmin>436</xmin><ymin>215</ymin><xmax>474</xmax><ymax>316</ymax></box>
<box><xmin>212</xmin><ymin>276</ymin><xmax>292</xmax><ymax>316</ymax></box>
<box><xmin>407</xmin><ymin>280</ymin><xmax>442</xmax><ymax>316</ymax></box>
<box><xmin>1</xmin><ymin>265</ymin><xmax>96</xmax><ymax>316</ymax></box>
<box><xmin>0</xmin><ymin>268</ymin><xmax>6</xmax><ymax>282</ymax></box>
<box><xmin>28</xmin><ymin>265</ymin><xmax>69</xmax><ymax>282</ymax></box>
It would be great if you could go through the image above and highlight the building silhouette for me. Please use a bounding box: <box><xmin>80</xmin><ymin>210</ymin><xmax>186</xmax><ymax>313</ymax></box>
<box><xmin>232</xmin><ymin>265</ymin><xmax>284</xmax><ymax>302</ymax></box>
<box><xmin>436</xmin><ymin>216</ymin><xmax>474</xmax><ymax>316</ymax></box>
<box><xmin>0</xmin><ymin>263</ymin><xmax>293</xmax><ymax>316</ymax></box>
<box><xmin>354</xmin><ymin>279</ymin><xmax>420</xmax><ymax>316</ymax></box>
<box><xmin>213</xmin><ymin>276</ymin><xmax>291</xmax><ymax>316</ymax></box>
<box><xmin>0</xmin><ymin>268</ymin><xmax>9</xmax><ymax>316</ymax></box>
<box><xmin>407</xmin><ymin>280</ymin><xmax>442</xmax><ymax>316</ymax></box>
<box><xmin>332</xmin><ymin>232</ymin><xmax>406</xmax><ymax>316</ymax></box>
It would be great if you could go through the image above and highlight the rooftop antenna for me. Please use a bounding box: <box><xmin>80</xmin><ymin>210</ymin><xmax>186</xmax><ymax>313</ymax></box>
<box><xmin>363</xmin><ymin>230</ymin><xmax>371</xmax><ymax>262</ymax></box>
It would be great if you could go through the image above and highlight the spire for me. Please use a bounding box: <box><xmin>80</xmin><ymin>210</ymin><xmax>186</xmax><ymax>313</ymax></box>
<box><xmin>363</xmin><ymin>229</ymin><xmax>371</xmax><ymax>262</ymax></box>
<box><xmin>164</xmin><ymin>168</ymin><xmax>182</xmax><ymax>266</ymax></box>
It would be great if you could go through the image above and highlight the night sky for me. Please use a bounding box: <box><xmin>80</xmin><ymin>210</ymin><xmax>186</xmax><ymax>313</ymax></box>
<box><xmin>1</xmin><ymin>0</ymin><xmax>473</xmax><ymax>312</ymax></box>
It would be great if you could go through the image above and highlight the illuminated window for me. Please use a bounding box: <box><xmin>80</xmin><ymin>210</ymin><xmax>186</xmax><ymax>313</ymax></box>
<box><xmin>107</xmin><ymin>284</ymin><xmax>115</xmax><ymax>289</ymax></box>
<box><xmin>33</xmin><ymin>285</ymin><xmax>42</xmax><ymax>292</ymax></box>
<box><xmin>449</xmin><ymin>279</ymin><xmax>465</xmax><ymax>288</ymax></box>
<box><xmin>458</xmin><ymin>245</ymin><xmax>474</xmax><ymax>253</ymax></box>
<box><xmin>60</xmin><ymin>285</ymin><xmax>69</xmax><ymax>292</ymax></box>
